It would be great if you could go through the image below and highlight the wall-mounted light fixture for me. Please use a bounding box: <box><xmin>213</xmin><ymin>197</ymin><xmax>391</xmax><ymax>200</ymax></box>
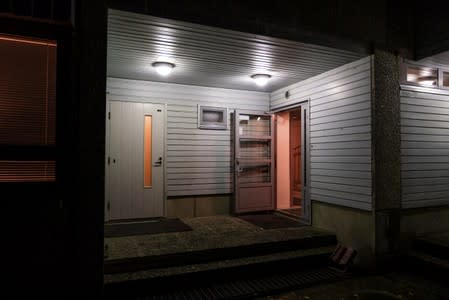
<box><xmin>251</xmin><ymin>74</ymin><xmax>271</xmax><ymax>87</ymax></box>
<box><xmin>152</xmin><ymin>61</ymin><xmax>175</xmax><ymax>76</ymax></box>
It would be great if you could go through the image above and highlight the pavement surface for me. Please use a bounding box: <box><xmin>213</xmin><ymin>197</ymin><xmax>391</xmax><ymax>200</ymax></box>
<box><xmin>259</xmin><ymin>272</ymin><xmax>449</xmax><ymax>300</ymax></box>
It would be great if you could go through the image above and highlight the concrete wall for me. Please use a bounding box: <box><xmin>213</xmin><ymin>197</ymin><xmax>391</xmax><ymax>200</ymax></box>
<box><xmin>400</xmin><ymin>206</ymin><xmax>449</xmax><ymax>251</ymax></box>
<box><xmin>312</xmin><ymin>201</ymin><xmax>374</xmax><ymax>267</ymax></box>
<box><xmin>167</xmin><ymin>195</ymin><xmax>231</xmax><ymax>218</ymax></box>
<box><xmin>401</xmin><ymin>206</ymin><xmax>449</xmax><ymax>237</ymax></box>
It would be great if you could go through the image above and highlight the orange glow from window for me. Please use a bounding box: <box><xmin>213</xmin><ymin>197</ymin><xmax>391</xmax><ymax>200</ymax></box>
<box><xmin>144</xmin><ymin>116</ymin><xmax>152</xmax><ymax>188</ymax></box>
<box><xmin>0</xmin><ymin>34</ymin><xmax>57</xmax><ymax>182</ymax></box>
<box><xmin>0</xmin><ymin>161</ymin><xmax>55</xmax><ymax>182</ymax></box>
<box><xmin>0</xmin><ymin>35</ymin><xmax>57</xmax><ymax>47</ymax></box>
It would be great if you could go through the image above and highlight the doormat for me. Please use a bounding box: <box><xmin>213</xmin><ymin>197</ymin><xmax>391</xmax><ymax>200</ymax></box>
<box><xmin>104</xmin><ymin>218</ymin><xmax>192</xmax><ymax>238</ymax></box>
<box><xmin>238</xmin><ymin>214</ymin><xmax>304</xmax><ymax>229</ymax></box>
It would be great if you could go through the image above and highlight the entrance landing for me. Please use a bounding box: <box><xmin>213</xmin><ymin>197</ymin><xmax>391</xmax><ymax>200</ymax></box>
<box><xmin>104</xmin><ymin>215</ymin><xmax>336</xmax><ymax>284</ymax></box>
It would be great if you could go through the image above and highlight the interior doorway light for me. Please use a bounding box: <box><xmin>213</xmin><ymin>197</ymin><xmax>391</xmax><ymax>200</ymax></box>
<box><xmin>251</xmin><ymin>74</ymin><xmax>271</xmax><ymax>86</ymax></box>
<box><xmin>418</xmin><ymin>76</ymin><xmax>437</xmax><ymax>86</ymax></box>
<box><xmin>152</xmin><ymin>61</ymin><xmax>175</xmax><ymax>76</ymax></box>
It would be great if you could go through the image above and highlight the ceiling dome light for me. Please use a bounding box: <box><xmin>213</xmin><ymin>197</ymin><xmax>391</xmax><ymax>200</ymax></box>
<box><xmin>251</xmin><ymin>74</ymin><xmax>271</xmax><ymax>87</ymax></box>
<box><xmin>152</xmin><ymin>61</ymin><xmax>175</xmax><ymax>76</ymax></box>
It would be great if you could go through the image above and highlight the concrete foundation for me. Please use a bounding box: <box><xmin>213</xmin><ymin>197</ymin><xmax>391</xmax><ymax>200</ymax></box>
<box><xmin>167</xmin><ymin>195</ymin><xmax>231</xmax><ymax>218</ymax></box>
<box><xmin>312</xmin><ymin>201</ymin><xmax>374</xmax><ymax>268</ymax></box>
<box><xmin>400</xmin><ymin>206</ymin><xmax>449</xmax><ymax>248</ymax></box>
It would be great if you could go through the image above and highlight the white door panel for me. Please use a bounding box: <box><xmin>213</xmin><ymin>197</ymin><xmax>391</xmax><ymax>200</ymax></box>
<box><xmin>109</xmin><ymin>101</ymin><xmax>164</xmax><ymax>220</ymax></box>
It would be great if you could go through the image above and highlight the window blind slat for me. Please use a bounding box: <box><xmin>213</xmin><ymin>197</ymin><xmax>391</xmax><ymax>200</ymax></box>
<box><xmin>0</xmin><ymin>161</ymin><xmax>55</xmax><ymax>182</ymax></box>
<box><xmin>0</xmin><ymin>35</ymin><xmax>57</xmax><ymax>182</ymax></box>
<box><xmin>0</xmin><ymin>35</ymin><xmax>56</xmax><ymax>145</ymax></box>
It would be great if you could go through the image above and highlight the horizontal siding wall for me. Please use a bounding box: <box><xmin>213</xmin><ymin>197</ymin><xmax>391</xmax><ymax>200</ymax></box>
<box><xmin>401</xmin><ymin>87</ymin><xmax>449</xmax><ymax>208</ymax></box>
<box><xmin>107</xmin><ymin>77</ymin><xmax>269</xmax><ymax>196</ymax></box>
<box><xmin>270</xmin><ymin>56</ymin><xmax>373</xmax><ymax>211</ymax></box>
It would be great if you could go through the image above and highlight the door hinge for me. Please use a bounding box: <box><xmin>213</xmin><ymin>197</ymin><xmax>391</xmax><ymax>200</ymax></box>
<box><xmin>107</xmin><ymin>156</ymin><xmax>110</xmax><ymax>165</ymax></box>
<box><xmin>107</xmin><ymin>202</ymin><xmax>110</xmax><ymax>211</ymax></box>
<box><xmin>108</xmin><ymin>112</ymin><xmax>111</xmax><ymax>120</ymax></box>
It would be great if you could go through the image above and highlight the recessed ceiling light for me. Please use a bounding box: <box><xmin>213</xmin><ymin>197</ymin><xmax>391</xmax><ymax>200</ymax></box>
<box><xmin>251</xmin><ymin>74</ymin><xmax>271</xmax><ymax>87</ymax></box>
<box><xmin>152</xmin><ymin>61</ymin><xmax>175</xmax><ymax>76</ymax></box>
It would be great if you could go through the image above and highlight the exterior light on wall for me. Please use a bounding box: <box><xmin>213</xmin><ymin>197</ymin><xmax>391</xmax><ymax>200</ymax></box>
<box><xmin>251</xmin><ymin>74</ymin><xmax>271</xmax><ymax>86</ymax></box>
<box><xmin>152</xmin><ymin>61</ymin><xmax>175</xmax><ymax>76</ymax></box>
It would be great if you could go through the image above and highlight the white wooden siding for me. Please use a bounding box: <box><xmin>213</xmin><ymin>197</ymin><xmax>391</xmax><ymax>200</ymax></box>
<box><xmin>401</xmin><ymin>87</ymin><xmax>449</xmax><ymax>208</ymax></box>
<box><xmin>270</xmin><ymin>56</ymin><xmax>373</xmax><ymax>211</ymax></box>
<box><xmin>107</xmin><ymin>77</ymin><xmax>269</xmax><ymax>196</ymax></box>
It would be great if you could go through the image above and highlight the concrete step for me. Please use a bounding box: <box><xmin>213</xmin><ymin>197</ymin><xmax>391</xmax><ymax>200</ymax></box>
<box><xmin>413</xmin><ymin>234</ymin><xmax>449</xmax><ymax>261</ymax></box>
<box><xmin>401</xmin><ymin>234</ymin><xmax>449</xmax><ymax>283</ymax></box>
<box><xmin>104</xmin><ymin>245</ymin><xmax>341</xmax><ymax>299</ymax></box>
<box><xmin>406</xmin><ymin>250</ymin><xmax>449</xmax><ymax>270</ymax></box>
<box><xmin>104</xmin><ymin>233</ymin><xmax>337</xmax><ymax>274</ymax></box>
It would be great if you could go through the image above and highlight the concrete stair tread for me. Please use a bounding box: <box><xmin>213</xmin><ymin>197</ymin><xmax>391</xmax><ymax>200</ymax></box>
<box><xmin>413</xmin><ymin>236</ymin><xmax>449</xmax><ymax>261</ymax></box>
<box><xmin>415</xmin><ymin>236</ymin><xmax>449</xmax><ymax>250</ymax></box>
<box><xmin>406</xmin><ymin>250</ymin><xmax>449</xmax><ymax>269</ymax></box>
<box><xmin>105</xmin><ymin>216</ymin><xmax>335</xmax><ymax>261</ymax></box>
<box><xmin>104</xmin><ymin>234</ymin><xmax>337</xmax><ymax>274</ymax></box>
<box><xmin>104</xmin><ymin>245</ymin><xmax>336</xmax><ymax>284</ymax></box>
<box><xmin>416</xmin><ymin>232</ymin><xmax>449</xmax><ymax>248</ymax></box>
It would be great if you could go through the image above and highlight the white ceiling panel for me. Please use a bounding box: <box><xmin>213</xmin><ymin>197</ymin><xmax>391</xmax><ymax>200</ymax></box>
<box><xmin>107</xmin><ymin>9</ymin><xmax>365</xmax><ymax>92</ymax></box>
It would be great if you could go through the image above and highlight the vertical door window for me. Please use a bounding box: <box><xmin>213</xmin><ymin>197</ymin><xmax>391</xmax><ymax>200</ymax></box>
<box><xmin>0</xmin><ymin>34</ymin><xmax>57</xmax><ymax>182</ymax></box>
<box><xmin>144</xmin><ymin>115</ymin><xmax>152</xmax><ymax>188</ymax></box>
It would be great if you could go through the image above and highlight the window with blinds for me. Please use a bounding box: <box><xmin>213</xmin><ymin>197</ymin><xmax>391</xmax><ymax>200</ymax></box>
<box><xmin>0</xmin><ymin>35</ymin><xmax>57</xmax><ymax>182</ymax></box>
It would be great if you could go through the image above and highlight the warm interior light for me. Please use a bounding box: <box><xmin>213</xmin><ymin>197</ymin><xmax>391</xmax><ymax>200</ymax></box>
<box><xmin>251</xmin><ymin>74</ymin><xmax>271</xmax><ymax>87</ymax></box>
<box><xmin>407</xmin><ymin>66</ymin><xmax>437</xmax><ymax>87</ymax></box>
<box><xmin>419</xmin><ymin>79</ymin><xmax>436</xmax><ymax>86</ymax></box>
<box><xmin>418</xmin><ymin>75</ymin><xmax>437</xmax><ymax>86</ymax></box>
<box><xmin>152</xmin><ymin>61</ymin><xmax>175</xmax><ymax>76</ymax></box>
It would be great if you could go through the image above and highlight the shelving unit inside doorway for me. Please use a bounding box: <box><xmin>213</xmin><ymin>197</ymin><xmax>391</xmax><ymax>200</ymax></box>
<box><xmin>234</xmin><ymin>111</ymin><xmax>275</xmax><ymax>213</ymax></box>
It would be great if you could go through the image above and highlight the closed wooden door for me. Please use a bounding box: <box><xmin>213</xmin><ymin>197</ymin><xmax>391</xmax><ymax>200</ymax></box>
<box><xmin>108</xmin><ymin>101</ymin><xmax>165</xmax><ymax>220</ymax></box>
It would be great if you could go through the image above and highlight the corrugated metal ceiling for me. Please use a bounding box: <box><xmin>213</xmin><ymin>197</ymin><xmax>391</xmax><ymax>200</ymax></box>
<box><xmin>107</xmin><ymin>9</ymin><xmax>365</xmax><ymax>92</ymax></box>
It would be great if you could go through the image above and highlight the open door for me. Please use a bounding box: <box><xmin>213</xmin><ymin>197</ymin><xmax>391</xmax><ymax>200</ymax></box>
<box><xmin>234</xmin><ymin>111</ymin><xmax>274</xmax><ymax>213</ymax></box>
<box><xmin>274</xmin><ymin>101</ymin><xmax>310</xmax><ymax>223</ymax></box>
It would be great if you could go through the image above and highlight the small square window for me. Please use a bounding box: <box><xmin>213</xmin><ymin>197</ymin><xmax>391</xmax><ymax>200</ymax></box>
<box><xmin>198</xmin><ymin>105</ymin><xmax>227</xmax><ymax>130</ymax></box>
<box><xmin>406</xmin><ymin>65</ymin><xmax>438</xmax><ymax>87</ymax></box>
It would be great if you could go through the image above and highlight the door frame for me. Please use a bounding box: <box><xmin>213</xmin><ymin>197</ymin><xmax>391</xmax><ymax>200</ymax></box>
<box><xmin>272</xmin><ymin>100</ymin><xmax>311</xmax><ymax>224</ymax></box>
<box><xmin>234</xmin><ymin>110</ymin><xmax>275</xmax><ymax>213</ymax></box>
<box><xmin>104</xmin><ymin>97</ymin><xmax>167</xmax><ymax>222</ymax></box>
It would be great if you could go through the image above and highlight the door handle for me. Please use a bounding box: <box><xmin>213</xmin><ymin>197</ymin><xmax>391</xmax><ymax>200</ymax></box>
<box><xmin>153</xmin><ymin>157</ymin><xmax>162</xmax><ymax>167</ymax></box>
